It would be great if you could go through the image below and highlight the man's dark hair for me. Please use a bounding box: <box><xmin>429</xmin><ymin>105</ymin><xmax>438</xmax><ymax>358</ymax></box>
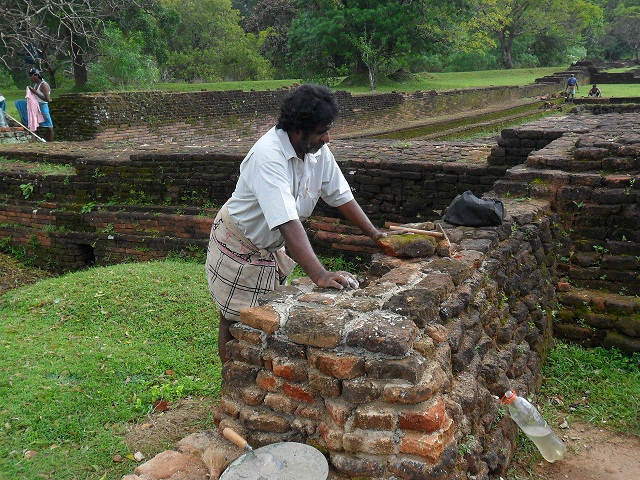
<box><xmin>276</xmin><ymin>84</ymin><xmax>339</xmax><ymax>133</ymax></box>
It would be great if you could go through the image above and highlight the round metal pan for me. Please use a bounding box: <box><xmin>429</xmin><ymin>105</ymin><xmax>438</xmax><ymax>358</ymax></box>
<box><xmin>219</xmin><ymin>439</ymin><xmax>329</xmax><ymax>480</ymax></box>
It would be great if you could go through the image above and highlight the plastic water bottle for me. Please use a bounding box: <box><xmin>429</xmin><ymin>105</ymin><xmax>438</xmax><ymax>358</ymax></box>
<box><xmin>501</xmin><ymin>390</ymin><xmax>566</xmax><ymax>462</ymax></box>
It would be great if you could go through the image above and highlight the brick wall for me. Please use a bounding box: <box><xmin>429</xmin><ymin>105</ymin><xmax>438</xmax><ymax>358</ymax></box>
<box><xmin>0</xmin><ymin>139</ymin><xmax>505</xmax><ymax>272</ymax></box>
<box><xmin>49</xmin><ymin>84</ymin><xmax>558</xmax><ymax>142</ymax></box>
<box><xmin>214</xmin><ymin>198</ymin><xmax>558</xmax><ymax>479</ymax></box>
<box><xmin>493</xmin><ymin>113</ymin><xmax>640</xmax><ymax>354</ymax></box>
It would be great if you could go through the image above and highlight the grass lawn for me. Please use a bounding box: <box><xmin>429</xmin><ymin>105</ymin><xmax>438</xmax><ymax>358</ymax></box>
<box><xmin>0</xmin><ymin>259</ymin><xmax>221</xmax><ymax>479</ymax></box>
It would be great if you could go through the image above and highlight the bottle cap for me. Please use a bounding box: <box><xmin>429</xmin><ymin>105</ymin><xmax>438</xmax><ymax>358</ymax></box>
<box><xmin>500</xmin><ymin>390</ymin><xmax>516</xmax><ymax>404</ymax></box>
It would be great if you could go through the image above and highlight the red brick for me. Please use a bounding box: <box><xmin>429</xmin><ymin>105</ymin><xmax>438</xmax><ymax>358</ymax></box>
<box><xmin>283</xmin><ymin>382</ymin><xmax>314</xmax><ymax>403</ymax></box>
<box><xmin>272</xmin><ymin>357</ymin><xmax>308</xmax><ymax>382</ymax></box>
<box><xmin>325</xmin><ymin>398</ymin><xmax>354</xmax><ymax>427</ymax></box>
<box><xmin>255</xmin><ymin>370</ymin><xmax>283</xmax><ymax>392</ymax></box>
<box><xmin>311</xmin><ymin>350</ymin><xmax>365</xmax><ymax>380</ymax></box>
<box><xmin>398</xmin><ymin>397</ymin><xmax>446</xmax><ymax>433</ymax></box>
<box><xmin>399</xmin><ymin>416</ymin><xmax>454</xmax><ymax>463</ymax></box>
<box><xmin>295</xmin><ymin>404</ymin><xmax>324</xmax><ymax>420</ymax></box>
<box><xmin>318</xmin><ymin>422</ymin><xmax>344</xmax><ymax>450</ymax></box>
<box><xmin>239</xmin><ymin>305</ymin><xmax>280</xmax><ymax>334</ymax></box>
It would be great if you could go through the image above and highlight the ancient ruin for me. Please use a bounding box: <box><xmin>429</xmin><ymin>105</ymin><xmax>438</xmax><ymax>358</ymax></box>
<box><xmin>0</xmin><ymin>72</ymin><xmax>638</xmax><ymax>479</ymax></box>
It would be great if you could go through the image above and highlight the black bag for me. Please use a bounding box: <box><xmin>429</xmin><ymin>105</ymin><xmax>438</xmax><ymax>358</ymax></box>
<box><xmin>442</xmin><ymin>191</ymin><xmax>504</xmax><ymax>227</ymax></box>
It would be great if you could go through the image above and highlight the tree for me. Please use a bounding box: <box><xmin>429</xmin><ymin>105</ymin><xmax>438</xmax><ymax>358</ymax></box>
<box><xmin>288</xmin><ymin>0</ymin><xmax>470</xmax><ymax>89</ymax></box>
<box><xmin>243</xmin><ymin>0</ymin><xmax>298</xmax><ymax>78</ymax></box>
<box><xmin>611</xmin><ymin>5</ymin><xmax>640</xmax><ymax>60</ymax></box>
<box><xmin>0</xmin><ymin>0</ymin><xmax>172</xmax><ymax>88</ymax></box>
<box><xmin>465</xmin><ymin>0</ymin><xmax>603</xmax><ymax>68</ymax></box>
<box><xmin>162</xmin><ymin>0</ymin><xmax>272</xmax><ymax>81</ymax></box>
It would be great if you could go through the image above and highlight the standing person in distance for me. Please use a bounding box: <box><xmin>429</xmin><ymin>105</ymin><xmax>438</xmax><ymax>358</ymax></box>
<box><xmin>205</xmin><ymin>83</ymin><xmax>402</xmax><ymax>362</ymax></box>
<box><xmin>565</xmin><ymin>74</ymin><xmax>579</xmax><ymax>103</ymax></box>
<box><xmin>15</xmin><ymin>68</ymin><xmax>54</xmax><ymax>141</ymax></box>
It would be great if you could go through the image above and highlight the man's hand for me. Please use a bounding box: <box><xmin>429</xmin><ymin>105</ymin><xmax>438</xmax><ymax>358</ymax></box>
<box><xmin>314</xmin><ymin>270</ymin><xmax>359</xmax><ymax>290</ymax></box>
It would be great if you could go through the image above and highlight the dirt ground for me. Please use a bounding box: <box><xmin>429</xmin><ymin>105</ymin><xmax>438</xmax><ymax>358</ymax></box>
<box><xmin>2</xmin><ymin>253</ymin><xmax>639</xmax><ymax>479</ymax></box>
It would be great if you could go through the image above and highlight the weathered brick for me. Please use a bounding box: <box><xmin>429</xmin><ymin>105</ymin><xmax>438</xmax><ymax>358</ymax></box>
<box><xmin>229</xmin><ymin>322</ymin><xmax>262</xmax><ymax>345</ymax></box>
<box><xmin>226</xmin><ymin>340</ymin><xmax>264</xmax><ymax>367</ymax></box>
<box><xmin>399</xmin><ymin>416</ymin><xmax>455</xmax><ymax>463</ymax></box>
<box><xmin>222</xmin><ymin>361</ymin><xmax>260</xmax><ymax>387</ymax></box>
<box><xmin>331</xmin><ymin>453</ymin><xmax>386</xmax><ymax>478</ymax></box>
<box><xmin>354</xmin><ymin>403</ymin><xmax>396</xmax><ymax>430</ymax></box>
<box><xmin>285</xmin><ymin>306</ymin><xmax>349</xmax><ymax>348</ymax></box>
<box><xmin>383</xmin><ymin>364</ymin><xmax>446</xmax><ymax>405</ymax></box>
<box><xmin>318</xmin><ymin>422</ymin><xmax>344</xmax><ymax>450</ymax></box>
<box><xmin>310</xmin><ymin>349</ymin><xmax>365</xmax><ymax>380</ymax></box>
<box><xmin>263</xmin><ymin>392</ymin><xmax>298</xmax><ymax>414</ymax></box>
<box><xmin>243</xmin><ymin>410</ymin><xmax>290</xmax><ymax>433</ymax></box>
<box><xmin>398</xmin><ymin>397</ymin><xmax>447</xmax><ymax>433</ymax></box>
<box><xmin>345</xmin><ymin>313</ymin><xmax>419</xmax><ymax>355</ymax></box>
<box><xmin>240</xmin><ymin>386</ymin><xmax>266</xmax><ymax>406</ymax></box>
<box><xmin>343</xmin><ymin>429</ymin><xmax>396</xmax><ymax>455</ymax></box>
<box><xmin>365</xmin><ymin>354</ymin><xmax>427</xmax><ymax>384</ymax></box>
<box><xmin>272</xmin><ymin>357</ymin><xmax>308</xmax><ymax>382</ymax></box>
<box><xmin>239</xmin><ymin>305</ymin><xmax>280</xmax><ymax>334</ymax></box>
<box><xmin>309</xmin><ymin>368</ymin><xmax>342</xmax><ymax>397</ymax></box>
<box><xmin>255</xmin><ymin>370</ymin><xmax>284</xmax><ymax>392</ymax></box>
<box><xmin>283</xmin><ymin>382</ymin><xmax>315</xmax><ymax>403</ymax></box>
<box><xmin>325</xmin><ymin>398</ymin><xmax>354</xmax><ymax>427</ymax></box>
<box><xmin>342</xmin><ymin>377</ymin><xmax>382</xmax><ymax>404</ymax></box>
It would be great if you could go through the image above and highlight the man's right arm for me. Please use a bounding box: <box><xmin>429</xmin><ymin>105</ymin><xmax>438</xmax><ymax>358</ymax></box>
<box><xmin>278</xmin><ymin>219</ymin><xmax>356</xmax><ymax>289</ymax></box>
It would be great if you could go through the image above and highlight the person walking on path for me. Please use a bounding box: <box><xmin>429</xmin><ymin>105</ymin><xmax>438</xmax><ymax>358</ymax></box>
<box><xmin>565</xmin><ymin>74</ymin><xmax>579</xmax><ymax>103</ymax></box>
<box><xmin>14</xmin><ymin>68</ymin><xmax>54</xmax><ymax>141</ymax></box>
<box><xmin>205</xmin><ymin>83</ymin><xmax>404</xmax><ymax>362</ymax></box>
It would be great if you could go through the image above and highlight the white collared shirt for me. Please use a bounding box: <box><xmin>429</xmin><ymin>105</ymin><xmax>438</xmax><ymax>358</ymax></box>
<box><xmin>226</xmin><ymin>127</ymin><xmax>353</xmax><ymax>251</ymax></box>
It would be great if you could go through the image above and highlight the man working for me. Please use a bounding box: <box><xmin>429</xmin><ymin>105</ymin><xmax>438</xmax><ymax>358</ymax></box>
<box><xmin>588</xmin><ymin>84</ymin><xmax>602</xmax><ymax>97</ymax></box>
<box><xmin>565</xmin><ymin>74</ymin><xmax>579</xmax><ymax>103</ymax></box>
<box><xmin>15</xmin><ymin>68</ymin><xmax>54</xmax><ymax>141</ymax></box>
<box><xmin>206</xmin><ymin>83</ymin><xmax>400</xmax><ymax>362</ymax></box>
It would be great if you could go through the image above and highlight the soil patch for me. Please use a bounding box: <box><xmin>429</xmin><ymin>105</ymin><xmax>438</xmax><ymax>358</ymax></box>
<box><xmin>512</xmin><ymin>421</ymin><xmax>640</xmax><ymax>480</ymax></box>
<box><xmin>0</xmin><ymin>253</ymin><xmax>55</xmax><ymax>296</ymax></box>
<box><xmin>124</xmin><ymin>397</ymin><xmax>218</xmax><ymax>456</ymax></box>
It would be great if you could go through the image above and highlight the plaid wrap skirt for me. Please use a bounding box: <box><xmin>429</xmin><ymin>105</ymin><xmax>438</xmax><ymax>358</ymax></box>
<box><xmin>205</xmin><ymin>205</ymin><xmax>296</xmax><ymax>321</ymax></box>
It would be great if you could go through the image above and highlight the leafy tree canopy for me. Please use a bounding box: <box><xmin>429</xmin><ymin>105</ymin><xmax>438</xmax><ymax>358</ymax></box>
<box><xmin>288</xmin><ymin>0</ymin><xmax>471</xmax><ymax>89</ymax></box>
<box><xmin>161</xmin><ymin>0</ymin><xmax>272</xmax><ymax>81</ymax></box>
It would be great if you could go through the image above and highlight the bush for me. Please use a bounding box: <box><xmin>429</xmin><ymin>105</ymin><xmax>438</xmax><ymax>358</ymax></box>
<box><xmin>90</xmin><ymin>23</ymin><xmax>160</xmax><ymax>89</ymax></box>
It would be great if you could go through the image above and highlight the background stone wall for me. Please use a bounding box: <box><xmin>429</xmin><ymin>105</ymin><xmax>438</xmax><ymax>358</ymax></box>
<box><xmin>49</xmin><ymin>84</ymin><xmax>558</xmax><ymax>142</ymax></box>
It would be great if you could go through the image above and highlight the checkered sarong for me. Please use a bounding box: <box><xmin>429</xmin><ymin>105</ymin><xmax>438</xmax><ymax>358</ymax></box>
<box><xmin>205</xmin><ymin>206</ymin><xmax>295</xmax><ymax>321</ymax></box>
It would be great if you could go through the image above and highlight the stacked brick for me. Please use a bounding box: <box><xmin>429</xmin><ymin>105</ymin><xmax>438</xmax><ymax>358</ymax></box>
<box><xmin>212</xmin><ymin>198</ymin><xmax>556</xmax><ymax>480</ymax></box>
<box><xmin>492</xmin><ymin>113</ymin><xmax>640</xmax><ymax>353</ymax></box>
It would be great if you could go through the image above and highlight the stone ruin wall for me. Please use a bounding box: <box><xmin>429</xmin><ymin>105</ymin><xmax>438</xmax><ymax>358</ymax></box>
<box><xmin>49</xmin><ymin>83</ymin><xmax>558</xmax><ymax>143</ymax></box>
<box><xmin>214</xmin><ymin>198</ymin><xmax>558</xmax><ymax>480</ymax></box>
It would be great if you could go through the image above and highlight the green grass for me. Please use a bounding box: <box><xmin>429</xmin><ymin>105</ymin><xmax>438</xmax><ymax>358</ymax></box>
<box><xmin>539</xmin><ymin>340</ymin><xmax>640</xmax><ymax>436</ymax></box>
<box><xmin>0</xmin><ymin>259</ymin><xmax>221</xmax><ymax>480</ymax></box>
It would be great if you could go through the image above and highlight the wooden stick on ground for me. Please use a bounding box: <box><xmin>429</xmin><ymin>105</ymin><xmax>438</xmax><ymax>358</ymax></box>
<box><xmin>389</xmin><ymin>225</ymin><xmax>445</xmax><ymax>238</ymax></box>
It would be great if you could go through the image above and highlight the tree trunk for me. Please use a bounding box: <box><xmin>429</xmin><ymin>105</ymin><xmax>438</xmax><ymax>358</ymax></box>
<box><xmin>501</xmin><ymin>34</ymin><xmax>514</xmax><ymax>69</ymax></box>
<box><xmin>71</xmin><ymin>38</ymin><xmax>88</xmax><ymax>88</ymax></box>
